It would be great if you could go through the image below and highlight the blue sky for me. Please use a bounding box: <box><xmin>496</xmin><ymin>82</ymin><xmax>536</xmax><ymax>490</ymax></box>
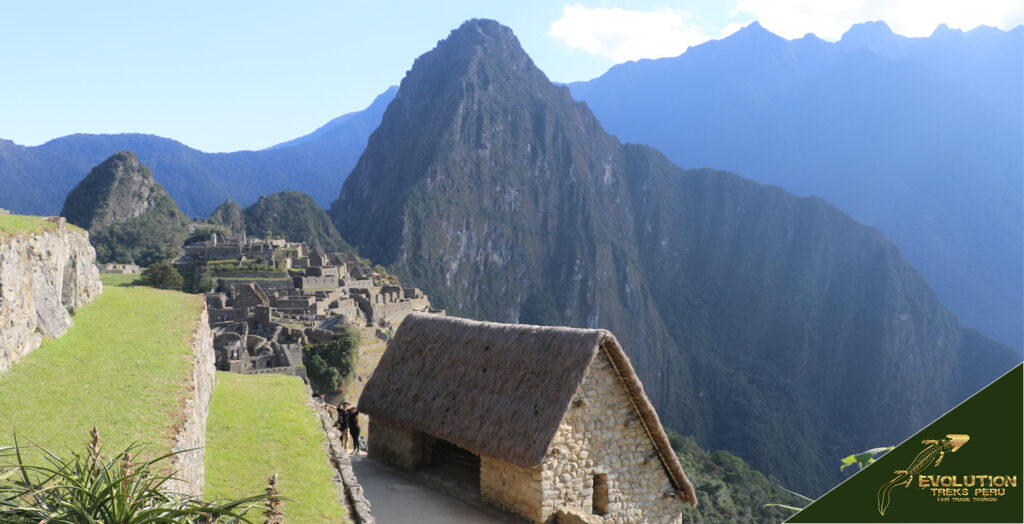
<box><xmin>1</xmin><ymin>1</ymin><xmax>1021</xmax><ymax>152</ymax></box>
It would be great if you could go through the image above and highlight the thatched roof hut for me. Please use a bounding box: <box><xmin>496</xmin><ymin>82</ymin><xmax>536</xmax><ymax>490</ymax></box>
<box><xmin>358</xmin><ymin>313</ymin><xmax>697</xmax><ymax>509</ymax></box>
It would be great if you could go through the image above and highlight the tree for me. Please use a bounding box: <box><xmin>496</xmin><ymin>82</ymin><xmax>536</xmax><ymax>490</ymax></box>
<box><xmin>134</xmin><ymin>263</ymin><xmax>184</xmax><ymax>290</ymax></box>
<box><xmin>303</xmin><ymin>326</ymin><xmax>360</xmax><ymax>395</ymax></box>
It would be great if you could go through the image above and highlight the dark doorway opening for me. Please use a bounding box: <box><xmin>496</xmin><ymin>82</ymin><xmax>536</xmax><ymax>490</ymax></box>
<box><xmin>426</xmin><ymin>437</ymin><xmax>480</xmax><ymax>491</ymax></box>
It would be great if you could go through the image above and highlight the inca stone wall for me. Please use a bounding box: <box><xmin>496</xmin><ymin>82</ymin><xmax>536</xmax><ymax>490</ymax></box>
<box><xmin>0</xmin><ymin>219</ymin><xmax>102</xmax><ymax>373</ymax></box>
<box><xmin>367</xmin><ymin>418</ymin><xmax>429</xmax><ymax>471</ymax></box>
<box><xmin>480</xmin><ymin>456</ymin><xmax>544</xmax><ymax>522</ymax></box>
<box><xmin>166</xmin><ymin>306</ymin><xmax>216</xmax><ymax>497</ymax></box>
<box><xmin>481</xmin><ymin>350</ymin><xmax>682</xmax><ymax>523</ymax></box>
<box><xmin>539</xmin><ymin>350</ymin><xmax>682</xmax><ymax>523</ymax></box>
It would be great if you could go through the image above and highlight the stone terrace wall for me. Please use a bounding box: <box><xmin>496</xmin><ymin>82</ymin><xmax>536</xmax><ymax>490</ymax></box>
<box><xmin>0</xmin><ymin>219</ymin><xmax>102</xmax><ymax>373</ymax></box>
<box><xmin>540</xmin><ymin>351</ymin><xmax>682</xmax><ymax>524</ymax></box>
<box><xmin>166</xmin><ymin>306</ymin><xmax>216</xmax><ymax>497</ymax></box>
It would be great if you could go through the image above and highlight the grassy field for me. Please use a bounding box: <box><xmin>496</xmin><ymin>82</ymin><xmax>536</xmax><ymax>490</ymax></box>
<box><xmin>0</xmin><ymin>213</ymin><xmax>59</xmax><ymax>240</ymax></box>
<box><xmin>205</xmin><ymin>372</ymin><xmax>348</xmax><ymax>522</ymax></box>
<box><xmin>0</xmin><ymin>274</ymin><xmax>203</xmax><ymax>460</ymax></box>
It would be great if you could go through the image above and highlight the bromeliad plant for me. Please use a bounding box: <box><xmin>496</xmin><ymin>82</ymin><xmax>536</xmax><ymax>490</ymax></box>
<box><xmin>0</xmin><ymin>428</ymin><xmax>266</xmax><ymax>523</ymax></box>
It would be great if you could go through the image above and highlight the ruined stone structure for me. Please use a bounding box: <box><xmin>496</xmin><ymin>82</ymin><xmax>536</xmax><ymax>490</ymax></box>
<box><xmin>358</xmin><ymin>314</ymin><xmax>696</xmax><ymax>523</ymax></box>
<box><xmin>0</xmin><ymin>217</ymin><xmax>102</xmax><ymax>372</ymax></box>
<box><xmin>198</xmin><ymin>236</ymin><xmax>435</xmax><ymax>381</ymax></box>
<box><xmin>97</xmin><ymin>262</ymin><xmax>141</xmax><ymax>274</ymax></box>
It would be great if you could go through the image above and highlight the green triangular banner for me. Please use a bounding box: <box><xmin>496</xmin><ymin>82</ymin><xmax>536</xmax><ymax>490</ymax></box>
<box><xmin>788</xmin><ymin>364</ymin><xmax>1022</xmax><ymax>523</ymax></box>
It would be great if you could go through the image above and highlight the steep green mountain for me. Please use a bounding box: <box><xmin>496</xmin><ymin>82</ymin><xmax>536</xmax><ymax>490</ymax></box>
<box><xmin>0</xmin><ymin>86</ymin><xmax>397</xmax><ymax>217</ymax></box>
<box><xmin>207</xmin><ymin>200</ymin><xmax>245</xmax><ymax>236</ymax></box>
<box><xmin>61</xmin><ymin>151</ymin><xmax>188</xmax><ymax>266</ymax></box>
<box><xmin>242</xmin><ymin>191</ymin><xmax>348</xmax><ymax>253</ymax></box>
<box><xmin>330</xmin><ymin>19</ymin><xmax>1020</xmax><ymax>496</ymax></box>
<box><xmin>568</xmin><ymin>22</ymin><xmax>1024</xmax><ymax>351</ymax></box>
<box><xmin>671</xmin><ymin>434</ymin><xmax>808</xmax><ymax>522</ymax></box>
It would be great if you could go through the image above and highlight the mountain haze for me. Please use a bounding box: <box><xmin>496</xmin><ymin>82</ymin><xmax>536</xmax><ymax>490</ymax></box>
<box><xmin>0</xmin><ymin>86</ymin><xmax>397</xmax><ymax>217</ymax></box>
<box><xmin>330</xmin><ymin>19</ymin><xmax>1019</xmax><ymax>495</ymax></box>
<box><xmin>569</xmin><ymin>21</ymin><xmax>1024</xmax><ymax>351</ymax></box>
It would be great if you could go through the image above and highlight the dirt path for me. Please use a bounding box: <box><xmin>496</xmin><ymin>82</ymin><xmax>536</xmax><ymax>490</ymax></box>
<box><xmin>350</xmin><ymin>456</ymin><xmax>525</xmax><ymax>523</ymax></box>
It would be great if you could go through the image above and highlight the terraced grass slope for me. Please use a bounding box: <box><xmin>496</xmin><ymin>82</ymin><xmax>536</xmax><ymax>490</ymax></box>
<box><xmin>0</xmin><ymin>213</ymin><xmax>61</xmax><ymax>240</ymax></box>
<box><xmin>205</xmin><ymin>372</ymin><xmax>348</xmax><ymax>523</ymax></box>
<box><xmin>0</xmin><ymin>273</ymin><xmax>201</xmax><ymax>456</ymax></box>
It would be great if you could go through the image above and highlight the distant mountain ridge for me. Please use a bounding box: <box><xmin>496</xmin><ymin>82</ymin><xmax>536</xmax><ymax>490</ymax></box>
<box><xmin>329</xmin><ymin>19</ymin><xmax>1019</xmax><ymax>496</ymax></box>
<box><xmin>0</xmin><ymin>85</ymin><xmax>398</xmax><ymax>217</ymax></box>
<box><xmin>568</xmin><ymin>20</ymin><xmax>1024</xmax><ymax>350</ymax></box>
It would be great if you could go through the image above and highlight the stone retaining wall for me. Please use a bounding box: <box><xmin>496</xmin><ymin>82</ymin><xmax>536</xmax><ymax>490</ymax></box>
<box><xmin>314</xmin><ymin>398</ymin><xmax>376</xmax><ymax>523</ymax></box>
<box><xmin>166</xmin><ymin>306</ymin><xmax>216</xmax><ymax>497</ymax></box>
<box><xmin>0</xmin><ymin>218</ymin><xmax>102</xmax><ymax>372</ymax></box>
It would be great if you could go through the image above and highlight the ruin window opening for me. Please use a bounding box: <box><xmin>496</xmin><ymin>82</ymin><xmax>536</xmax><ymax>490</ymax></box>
<box><xmin>593</xmin><ymin>473</ymin><xmax>609</xmax><ymax>515</ymax></box>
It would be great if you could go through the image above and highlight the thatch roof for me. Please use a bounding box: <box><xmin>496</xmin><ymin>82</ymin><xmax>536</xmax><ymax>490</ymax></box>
<box><xmin>358</xmin><ymin>313</ymin><xmax>696</xmax><ymax>505</ymax></box>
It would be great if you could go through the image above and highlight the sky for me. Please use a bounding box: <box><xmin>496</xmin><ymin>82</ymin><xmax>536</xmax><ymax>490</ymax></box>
<box><xmin>1</xmin><ymin>1</ymin><xmax>1021</xmax><ymax>153</ymax></box>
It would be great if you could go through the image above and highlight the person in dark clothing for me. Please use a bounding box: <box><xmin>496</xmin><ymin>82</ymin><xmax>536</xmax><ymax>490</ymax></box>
<box><xmin>335</xmin><ymin>402</ymin><xmax>350</xmax><ymax>451</ymax></box>
<box><xmin>346</xmin><ymin>406</ymin><xmax>361</xmax><ymax>455</ymax></box>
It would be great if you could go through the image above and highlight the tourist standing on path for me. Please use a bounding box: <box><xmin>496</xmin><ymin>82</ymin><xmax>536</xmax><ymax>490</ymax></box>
<box><xmin>335</xmin><ymin>402</ymin><xmax>350</xmax><ymax>451</ymax></box>
<box><xmin>347</xmin><ymin>406</ymin><xmax>361</xmax><ymax>455</ymax></box>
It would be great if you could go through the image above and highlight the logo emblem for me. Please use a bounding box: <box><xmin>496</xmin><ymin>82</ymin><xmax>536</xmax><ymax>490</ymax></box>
<box><xmin>877</xmin><ymin>434</ymin><xmax>969</xmax><ymax>516</ymax></box>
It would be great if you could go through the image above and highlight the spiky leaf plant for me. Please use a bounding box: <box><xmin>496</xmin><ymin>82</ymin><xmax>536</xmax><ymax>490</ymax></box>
<box><xmin>0</xmin><ymin>429</ymin><xmax>266</xmax><ymax>523</ymax></box>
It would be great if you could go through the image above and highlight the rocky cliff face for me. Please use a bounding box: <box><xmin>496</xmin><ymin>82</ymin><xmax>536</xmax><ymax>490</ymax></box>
<box><xmin>0</xmin><ymin>217</ymin><xmax>102</xmax><ymax>372</ymax></box>
<box><xmin>330</xmin><ymin>19</ymin><xmax>1020</xmax><ymax>495</ymax></box>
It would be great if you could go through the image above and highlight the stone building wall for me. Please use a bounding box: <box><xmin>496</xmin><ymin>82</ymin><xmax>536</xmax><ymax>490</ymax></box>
<box><xmin>331</xmin><ymin>298</ymin><xmax>359</xmax><ymax>323</ymax></box>
<box><xmin>480</xmin><ymin>456</ymin><xmax>543</xmax><ymax>522</ymax></box>
<box><xmin>205</xmin><ymin>245</ymin><xmax>242</xmax><ymax>260</ymax></box>
<box><xmin>540</xmin><ymin>350</ymin><xmax>682</xmax><ymax>523</ymax></box>
<box><xmin>346</xmin><ymin>278</ymin><xmax>377</xmax><ymax>290</ymax></box>
<box><xmin>0</xmin><ymin>219</ymin><xmax>102</xmax><ymax>372</ymax></box>
<box><xmin>367</xmin><ymin>418</ymin><xmax>429</xmax><ymax>471</ymax></box>
<box><xmin>373</xmin><ymin>300</ymin><xmax>415</xmax><ymax>326</ymax></box>
<box><xmin>166</xmin><ymin>306</ymin><xmax>216</xmax><ymax>497</ymax></box>
<box><xmin>209</xmin><ymin>307</ymin><xmax>250</xmax><ymax>323</ymax></box>
<box><xmin>294</xmin><ymin>275</ymin><xmax>339</xmax><ymax>290</ymax></box>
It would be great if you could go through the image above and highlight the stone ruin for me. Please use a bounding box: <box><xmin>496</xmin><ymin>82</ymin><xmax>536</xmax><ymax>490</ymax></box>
<box><xmin>199</xmin><ymin>236</ymin><xmax>441</xmax><ymax>380</ymax></box>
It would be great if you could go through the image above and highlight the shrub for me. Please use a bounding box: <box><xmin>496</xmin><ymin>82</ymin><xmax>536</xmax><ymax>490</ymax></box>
<box><xmin>0</xmin><ymin>428</ymin><xmax>265</xmax><ymax>523</ymax></box>
<box><xmin>303</xmin><ymin>326</ymin><xmax>360</xmax><ymax>395</ymax></box>
<box><xmin>134</xmin><ymin>263</ymin><xmax>184</xmax><ymax>290</ymax></box>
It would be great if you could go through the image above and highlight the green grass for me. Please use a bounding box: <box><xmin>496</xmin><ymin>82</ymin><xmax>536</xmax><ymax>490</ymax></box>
<box><xmin>205</xmin><ymin>373</ymin><xmax>348</xmax><ymax>523</ymax></box>
<box><xmin>0</xmin><ymin>274</ymin><xmax>203</xmax><ymax>460</ymax></box>
<box><xmin>102</xmin><ymin>273</ymin><xmax>138</xmax><ymax>287</ymax></box>
<box><xmin>0</xmin><ymin>213</ymin><xmax>58</xmax><ymax>240</ymax></box>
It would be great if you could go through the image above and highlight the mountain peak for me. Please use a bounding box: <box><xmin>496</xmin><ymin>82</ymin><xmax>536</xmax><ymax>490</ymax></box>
<box><xmin>61</xmin><ymin>152</ymin><xmax>188</xmax><ymax>265</ymax></box>
<box><xmin>722</xmin><ymin>21</ymin><xmax>786</xmax><ymax>47</ymax></box>
<box><xmin>840</xmin><ymin>20</ymin><xmax>897</xmax><ymax>43</ymax></box>
<box><xmin>432</xmin><ymin>18</ymin><xmax>533</xmax><ymax>72</ymax></box>
<box><xmin>61</xmin><ymin>151</ymin><xmax>167</xmax><ymax>234</ymax></box>
<box><xmin>734</xmin><ymin>20</ymin><xmax>773</xmax><ymax>37</ymax></box>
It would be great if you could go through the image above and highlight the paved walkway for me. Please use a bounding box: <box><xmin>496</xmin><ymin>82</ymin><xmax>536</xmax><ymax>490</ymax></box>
<box><xmin>350</xmin><ymin>455</ymin><xmax>526</xmax><ymax>523</ymax></box>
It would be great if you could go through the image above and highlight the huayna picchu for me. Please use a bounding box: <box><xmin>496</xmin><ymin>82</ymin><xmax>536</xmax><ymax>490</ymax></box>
<box><xmin>330</xmin><ymin>19</ymin><xmax>1019</xmax><ymax>496</ymax></box>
